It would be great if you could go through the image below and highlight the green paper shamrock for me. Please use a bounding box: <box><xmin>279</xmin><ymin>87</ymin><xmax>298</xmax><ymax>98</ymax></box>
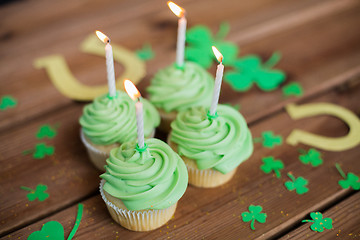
<box><xmin>0</xmin><ymin>95</ymin><xmax>17</xmax><ymax>111</ymax></box>
<box><xmin>136</xmin><ymin>43</ymin><xmax>155</xmax><ymax>61</ymax></box>
<box><xmin>254</xmin><ymin>131</ymin><xmax>283</xmax><ymax>148</ymax></box>
<box><xmin>241</xmin><ymin>205</ymin><xmax>267</xmax><ymax>230</ymax></box>
<box><xmin>224</xmin><ymin>52</ymin><xmax>286</xmax><ymax>92</ymax></box>
<box><xmin>260</xmin><ymin>156</ymin><xmax>284</xmax><ymax>178</ymax></box>
<box><xmin>28</xmin><ymin>221</ymin><xmax>64</xmax><ymax>240</ymax></box>
<box><xmin>185</xmin><ymin>22</ymin><xmax>238</xmax><ymax>68</ymax></box>
<box><xmin>284</xmin><ymin>173</ymin><xmax>309</xmax><ymax>195</ymax></box>
<box><xmin>28</xmin><ymin>204</ymin><xmax>83</xmax><ymax>240</ymax></box>
<box><xmin>299</xmin><ymin>148</ymin><xmax>323</xmax><ymax>167</ymax></box>
<box><xmin>302</xmin><ymin>212</ymin><xmax>333</xmax><ymax>232</ymax></box>
<box><xmin>335</xmin><ymin>163</ymin><xmax>360</xmax><ymax>190</ymax></box>
<box><xmin>21</xmin><ymin>184</ymin><xmax>49</xmax><ymax>202</ymax></box>
<box><xmin>282</xmin><ymin>82</ymin><xmax>304</xmax><ymax>97</ymax></box>
<box><xmin>33</xmin><ymin>143</ymin><xmax>55</xmax><ymax>159</ymax></box>
<box><xmin>36</xmin><ymin>124</ymin><xmax>57</xmax><ymax>139</ymax></box>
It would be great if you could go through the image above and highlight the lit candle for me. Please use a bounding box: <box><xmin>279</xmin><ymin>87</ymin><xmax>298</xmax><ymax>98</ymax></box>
<box><xmin>124</xmin><ymin>79</ymin><xmax>145</xmax><ymax>149</ymax></box>
<box><xmin>168</xmin><ymin>1</ymin><xmax>187</xmax><ymax>68</ymax></box>
<box><xmin>95</xmin><ymin>30</ymin><xmax>116</xmax><ymax>97</ymax></box>
<box><xmin>209</xmin><ymin>46</ymin><xmax>224</xmax><ymax>116</ymax></box>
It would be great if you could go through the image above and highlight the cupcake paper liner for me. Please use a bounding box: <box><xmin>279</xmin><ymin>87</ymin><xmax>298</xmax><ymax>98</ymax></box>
<box><xmin>167</xmin><ymin>137</ymin><xmax>237</xmax><ymax>188</ymax></box>
<box><xmin>99</xmin><ymin>179</ymin><xmax>177</xmax><ymax>231</ymax></box>
<box><xmin>185</xmin><ymin>163</ymin><xmax>237</xmax><ymax>188</ymax></box>
<box><xmin>80</xmin><ymin>129</ymin><xmax>110</xmax><ymax>171</ymax></box>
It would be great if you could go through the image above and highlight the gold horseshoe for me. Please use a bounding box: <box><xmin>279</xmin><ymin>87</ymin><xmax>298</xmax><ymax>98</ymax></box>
<box><xmin>286</xmin><ymin>102</ymin><xmax>360</xmax><ymax>151</ymax></box>
<box><xmin>34</xmin><ymin>34</ymin><xmax>145</xmax><ymax>101</ymax></box>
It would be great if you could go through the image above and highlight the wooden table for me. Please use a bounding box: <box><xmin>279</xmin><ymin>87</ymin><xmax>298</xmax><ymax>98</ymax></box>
<box><xmin>1</xmin><ymin>0</ymin><xmax>360</xmax><ymax>239</ymax></box>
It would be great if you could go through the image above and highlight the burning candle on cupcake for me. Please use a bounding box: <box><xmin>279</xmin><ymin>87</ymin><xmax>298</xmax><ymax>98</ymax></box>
<box><xmin>79</xmin><ymin>31</ymin><xmax>160</xmax><ymax>171</ymax></box>
<box><xmin>168</xmin><ymin>1</ymin><xmax>187</xmax><ymax>68</ymax></box>
<box><xmin>209</xmin><ymin>46</ymin><xmax>224</xmax><ymax>117</ymax></box>
<box><xmin>124</xmin><ymin>79</ymin><xmax>145</xmax><ymax>150</ymax></box>
<box><xmin>147</xmin><ymin>2</ymin><xmax>214</xmax><ymax>132</ymax></box>
<box><xmin>95</xmin><ymin>30</ymin><xmax>116</xmax><ymax>98</ymax></box>
<box><xmin>99</xmin><ymin>80</ymin><xmax>189</xmax><ymax>231</ymax></box>
<box><xmin>167</xmin><ymin>47</ymin><xmax>254</xmax><ymax>188</ymax></box>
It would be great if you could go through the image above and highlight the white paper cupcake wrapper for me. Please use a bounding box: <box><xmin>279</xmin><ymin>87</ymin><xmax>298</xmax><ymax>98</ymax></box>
<box><xmin>80</xmin><ymin>130</ymin><xmax>109</xmax><ymax>171</ymax></box>
<box><xmin>99</xmin><ymin>179</ymin><xmax>176</xmax><ymax>231</ymax></box>
<box><xmin>185</xmin><ymin>163</ymin><xmax>236</xmax><ymax>188</ymax></box>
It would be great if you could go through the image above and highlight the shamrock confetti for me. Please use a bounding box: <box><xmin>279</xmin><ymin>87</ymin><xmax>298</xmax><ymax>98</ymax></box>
<box><xmin>136</xmin><ymin>43</ymin><xmax>155</xmax><ymax>61</ymax></box>
<box><xmin>302</xmin><ymin>212</ymin><xmax>333</xmax><ymax>232</ymax></box>
<box><xmin>34</xmin><ymin>143</ymin><xmax>54</xmax><ymax>159</ymax></box>
<box><xmin>23</xmin><ymin>143</ymin><xmax>55</xmax><ymax>159</ymax></box>
<box><xmin>0</xmin><ymin>95</ymin><xmax>17</xmax><ymax>111</ymax></box>
<box><xmin>21</xmin><ymin>184</ymin><xmax>49</xmax><ymax>202</ymax></box>
<box><xmin>282</xmin><ymin>82</ymin><xmax>304</xmax><ymax>97</ymax></box>
<box><xmin>36</xmin><ymin>124</ymin><xmax>57</xmax><ymax>139</ymax></box>
<box><xmin>260</xmin><ymin>156</ymin><xmax>284</xmax><ymax>178</ymax></box>
<box><xmin>254</xmin><ymin>131</ymin><xmax>283</xmax><ymax>148</ymax></box>
<box><xmin>185</xmin><ymin>22</ymin><xmax>238</xmax><ymax>68</ymax></box>
<box><xmin>335</xmin><ymin>163</ymin><xmax>360</xmax><ymax>190</ymax></box>
<box><xmin>299</xmin><ymin>148</ymin><xmax>323</xmax><ymax>167</ymax></box>
<box><xmin>28</xmin><ymin>204</ymin><xmax>83</xmax><ymax>240</ymax></box>
<box><xmin>241</xmin><ymin>205</ymin><xmax>267</xmax><ymax>230</ymax></box>
<box><xmin>284</xmin><ymin>172</ymin><xmax>309</xmax><ymax>195</ymax></box>
<box><xmin>224</xmin><ymin>52</ymin><xmax>286</xmax><ymax>92</ymax></box>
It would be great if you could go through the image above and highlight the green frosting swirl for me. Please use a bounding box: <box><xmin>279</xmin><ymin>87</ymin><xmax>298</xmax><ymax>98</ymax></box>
<box><xmin>100</xmin><ymin>138</ymin><xmax>188</xmax><ymax>211</ymax></box>
<box><xmin>79</xmin><ymin>91</ymin><xmax>160</xmax><ymax>145</ymax></box>
<box><xmin>170</xmin><ymin>105</ymin><xmax>253</xmax><ymax>174</ymax></box>
<box><xmin>147</xmin><ymin>62</ymin><xmax>214</xmax><ymax>113</ymax></box>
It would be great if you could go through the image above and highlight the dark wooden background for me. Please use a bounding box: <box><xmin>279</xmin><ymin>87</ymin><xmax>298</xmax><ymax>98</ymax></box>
<box><xmin>1</xmin><ymin>0</ymin><xmax>360</xmax><ymax>239</ymax></box>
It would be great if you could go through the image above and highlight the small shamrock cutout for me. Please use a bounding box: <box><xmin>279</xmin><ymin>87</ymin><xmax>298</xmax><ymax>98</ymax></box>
<box><xmin>282</xmin><ymin>82</ymin><xmax>304</xmax><ymax>97</ymax></box>
<box><xmin>299</xmin><ymin>148</ymin><xmax>323</xmax><ymax>167</ymax></box>
<box><xmin>21</xmin><ymin>184</ymin><xmax>49</xmax><ymax>202</ymax></box>
<box><xmin>36</xmin><ymin>124</ymin><xmax>57</xmax><ymax>139</ymax></box>
<box><xmin>34</xmin><ymin>143</ymin><xmax>55</xmax><ymax>159</ymax></box>
<box><xmin>241</xmin><ymin>205</ymin><xmax>267</xmax><ymax>230</ymax></box>
<box><xmin>136</xmin><ymin>43</ymin><xmax>155</xmax><ymax>61</ymax></box>
<box><xmin>302</xmin><ymin>212</ymin><xmax>333</xmax><ymax>232</ymax></box>
<box><xmin>260</xmin><ymin>156</ymin><xmax>284</xmax><ymax>178</ymax></box>
<box><xmin>335</xmin><ymin>163</ymin><xmax>360</xmax><ymax>190</ymax></box>
<box><xmin>224</xmin><ymin>52</ymin><xmax>286</xmax><ymax>92</ymax></box>
<box><xmin>0</xmin><ymin>95</ymin><xmax>17</xmax><ymax>111</ymax></box>
<box><xmin>254</xmin><ymin>131</ymin><xmax>283</xmax><ymax>148</ymax></box>
<box><xmin>284</xmin><ymin>172</ymin><xmax>309</xmax><ymax>195</ymax></box>
<box><xmin>28</xmin><ymin>204</ymin><xmax>83</xmax><ymax>240</ymax></box>
<box><xmin>185</xmin><ymin>22</ymin><xmax>238</xmax><ymax>68</ymax></box>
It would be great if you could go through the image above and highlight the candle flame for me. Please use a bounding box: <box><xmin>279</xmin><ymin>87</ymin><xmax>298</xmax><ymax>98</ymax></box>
<box><xmin>95</xmin><ymin>30</ymin><xmax>110</xmax><ymax>44</ymax></box>
<box><xmin>124</xmin><ymin>79</ymin><xmax>141</xmax><ymax>100</ymax></box>
<box><xmin>212</xmin><ymin>46</ymin><xmax>223</xmax><ymax>62</ymax></box>
<box><xmin>167</xmin><ymin>1</ymin><xmax>185</xmax><ymax>18</ymax></box>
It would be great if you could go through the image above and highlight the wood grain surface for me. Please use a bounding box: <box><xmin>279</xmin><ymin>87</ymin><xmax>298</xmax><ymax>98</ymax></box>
<box><xmin>0</xmin><ymin>0</ymin><xmax>359</xmax><ymax>239</ymax></box>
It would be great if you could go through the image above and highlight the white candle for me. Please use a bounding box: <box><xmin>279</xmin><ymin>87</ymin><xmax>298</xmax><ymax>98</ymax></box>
<box><xmin>105</xmin><ymin>43</ymin><xmax>116</xmax><ymax>97</ymax></box>
<box><xmin>209</xmin><ymin>46</ymin><xmax>224</xmax><ymax>116</ymax></box>
<box><xmin>135</xmin><ymin>100</ymin><xmax>145</xmax><ymax>149</ymax></box>
<box><xmin>96</xmin><ymin>30</ymin><xmax>116</xmax><ymax>97</ymax></box>
<box><xmin>168</xmin><ymin>1</ymin><xmax>186</xmax><ymax>68</ymax></box>
<box><xmin>176</xmin><ymin>16</ymin><xmax>187</xmax><ymax>67</ymax></box>
<box><xmin>124</xmin><ymin>79</ymin><xmax>145</xmax><ymax>149</ymax></box>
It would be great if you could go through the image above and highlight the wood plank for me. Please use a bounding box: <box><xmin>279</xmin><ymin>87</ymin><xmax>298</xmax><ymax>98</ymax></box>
<box><xmin>1</xmin><ymin>0</ymin><xmax>359</xmax><ymax>132</ymax></box>
<box><xmin>3</xmin><ymin>81</ymin><xmax>360</xmax><ymax>238</ymax></box>
<box><xmin>0</xmin><ymin>105</ymin><xmax>100</xmax><ymax>236</ymax></box>
<box><xmin>279</xmin><ymin>192</ymin><xmax>360</xmax><ymax>239</ymax></box>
